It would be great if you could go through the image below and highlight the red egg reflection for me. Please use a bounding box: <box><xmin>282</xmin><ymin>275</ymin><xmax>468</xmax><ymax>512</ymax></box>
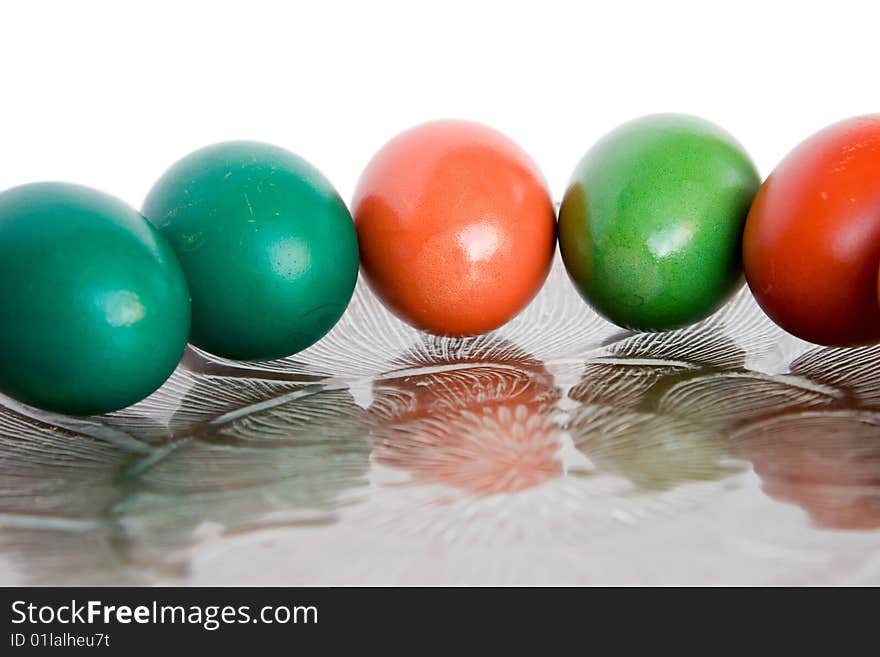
<box><xmin>735</xmin><ymin>412</ymin><xmax>880</xmax><ymax>530</ymax></box>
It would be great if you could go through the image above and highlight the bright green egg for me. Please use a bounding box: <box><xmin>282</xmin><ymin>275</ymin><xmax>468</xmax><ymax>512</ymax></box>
<box><xmin>142</xmin><ymin>142</ymin><xmax>359</xmax><ymax>361</ymax></box>
<box><xmin>559</xmin><ymin>114</ymin><xmax>761</xmax><ymax>331</ymax></box>
<box><xmin>0</xmin><ymin>183</ymin><xmax>191</xmax><ymax>415</ymax></box>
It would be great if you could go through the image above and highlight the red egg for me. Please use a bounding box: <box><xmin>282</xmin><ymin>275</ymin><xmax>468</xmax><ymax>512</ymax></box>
<box><xmin>743</xmin><ymin>115</ymin><xmax>880</xmax><ymax>346</ymax></box>
<box><xmin>352</xmin><ymin>120</ymin><xmax>556</xmax><ymax>336</ymax></box>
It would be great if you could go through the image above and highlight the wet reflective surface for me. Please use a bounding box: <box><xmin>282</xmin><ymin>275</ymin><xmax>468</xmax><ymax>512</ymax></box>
<box><xmin>1</xmin><ymin>257</ymin><xmax>879</xmax><ymax>585</ymax></box>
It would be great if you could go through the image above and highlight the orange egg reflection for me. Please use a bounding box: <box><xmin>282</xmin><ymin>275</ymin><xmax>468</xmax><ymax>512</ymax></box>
<box><xmin>369</xmin><ymin>340</ymin><xmax>562</xmax><ymax>495</ymax></box>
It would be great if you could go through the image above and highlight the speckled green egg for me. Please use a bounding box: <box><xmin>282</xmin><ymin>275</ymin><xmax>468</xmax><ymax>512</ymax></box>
<box><xmin>559</xmin><ymin>114</ymin><xmax>760</xmax><ymax>331</ymax></box>
<box><xmin>0</xmin><ymin>183</ymin><xmax>191</xmax><ymax>415</ymax></box>
<box><xmin>142</xmin><ymin>142</ymin><xmax>359</xmax><ymax>361</ymax></box>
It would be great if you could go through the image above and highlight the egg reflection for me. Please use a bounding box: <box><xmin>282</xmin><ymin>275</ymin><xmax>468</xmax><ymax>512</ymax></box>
<box><xmin>567</xmin><ymin>331</ymin><xmax>754</xmax><ymax>491</ymax></box>
<box><xmin>733</xmin><ymin>411</ymin><xmax>880</xmax><ymax>530</ymax></box>
<box><xmin>369</xmin><ymin>339</ymin><xmax>562</xmax><ymax>495</ymax></box>
<box><xmin>566</xmin><ymin>328</ymin><xmax>846</xmax><ymax>492</ymax></box>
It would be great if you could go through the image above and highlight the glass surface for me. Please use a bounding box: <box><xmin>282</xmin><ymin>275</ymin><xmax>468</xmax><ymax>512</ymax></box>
<box><xmin>1</xmin><ymin>256</ymin><xmax>879</xmax><ymax>585</ymax></box>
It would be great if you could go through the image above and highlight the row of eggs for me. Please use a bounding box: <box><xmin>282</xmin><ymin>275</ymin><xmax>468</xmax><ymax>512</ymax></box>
<box><xmin>1</xmin><ymin>114</ymin><xmax>879</xmax><ymax>415</ymax></box>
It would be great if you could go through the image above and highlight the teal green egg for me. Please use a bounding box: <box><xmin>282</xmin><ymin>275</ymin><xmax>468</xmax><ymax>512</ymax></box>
<box><xmin>0</xmin><ymin>183</ymin><xmax>191</xmax><ymax>415</ymax></box>
<box><xmin>559</xmin><ymin>114</ymin><xmax>761</xmax><ymax>331</ymax></box>
<box><xmin>142</xmin><ymin>141</ymin><xmax>359</xmax><ymax>361</ymax></box>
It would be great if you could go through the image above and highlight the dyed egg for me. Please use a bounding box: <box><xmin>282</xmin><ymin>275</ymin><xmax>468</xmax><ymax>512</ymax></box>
<box><xmin>352</xmin><ymin>120</ymin><xmax>556</xmax><ymax>336</ymax></box>
<box><xmin>559</xmin><ymin>114</ymin><xmax>760</xmax><ymax>331</ymax></box>
<box><xmin>744</xmin><ymin>115</ymin><xmax>880</xmax><ymax>346</ymax></box>
<box><xmin>143</xmin><ymin>141</ymin><xmax>359</xmax><ymax>361</ymax></box>
<box><xmin>0</xmin><ymin>183</ymin><xmax>190</xmax><ymax>415</ymax></box>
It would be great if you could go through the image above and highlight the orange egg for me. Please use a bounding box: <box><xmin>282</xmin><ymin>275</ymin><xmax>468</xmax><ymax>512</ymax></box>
<box><xmin>352</xmin><ymin>120</ymin><xmax>556</xmax><ymax>335</ymax></box>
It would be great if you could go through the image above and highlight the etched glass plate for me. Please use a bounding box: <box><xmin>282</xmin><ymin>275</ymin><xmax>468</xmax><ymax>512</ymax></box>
<box><xmin>1</xmin><ymin>256</ymin><xmax>879</xmax><ymax>585</ymax></box>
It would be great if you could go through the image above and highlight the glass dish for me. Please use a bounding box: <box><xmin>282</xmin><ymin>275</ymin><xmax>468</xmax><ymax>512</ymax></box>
<box><xmin>1</xmin><ymin>257</ymin><xmax>878</xmax><ymax>585</ymax></box>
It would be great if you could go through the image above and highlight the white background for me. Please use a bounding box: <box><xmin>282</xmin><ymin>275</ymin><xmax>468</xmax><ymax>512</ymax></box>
<box><xmin>1</xmin><ymin>0</ymin><xmax>877</xmax><ymax>209</ymax></box>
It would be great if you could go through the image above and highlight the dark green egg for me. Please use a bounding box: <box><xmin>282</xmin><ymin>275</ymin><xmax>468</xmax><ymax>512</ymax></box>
<box><xmin>559</xmin><ymin>114</ymin><xmax>760</xmax><ymax>331</ymax></box>
<box><xmin>0</xmin><ymin>183</ymin><xmax>191</xmax><ymax>415</ymax></box>
<box><xmin>142</xmin><ymin>142</ymin><xmax>359</xmax><ymax>361</ymax></box>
